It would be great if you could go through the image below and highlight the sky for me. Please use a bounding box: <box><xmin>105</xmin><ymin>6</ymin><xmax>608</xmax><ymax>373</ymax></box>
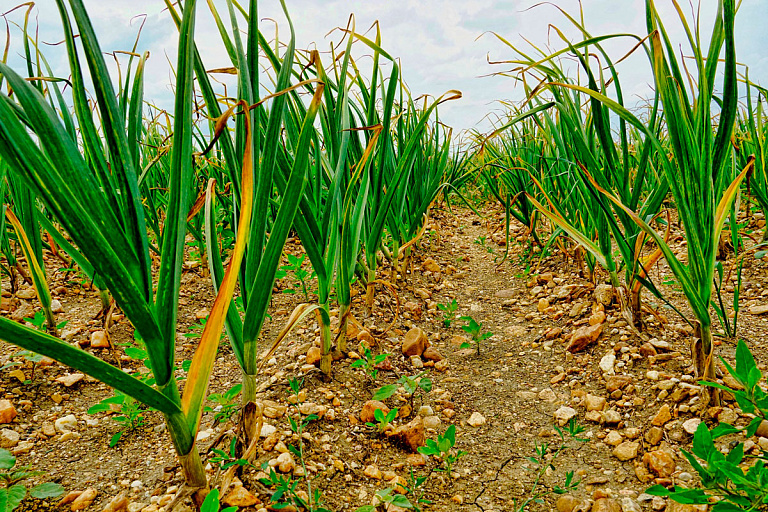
<box><xmin>2</xmin><ymin>0</ymin><xmax>766</xmax><ymax>136</ymax></box>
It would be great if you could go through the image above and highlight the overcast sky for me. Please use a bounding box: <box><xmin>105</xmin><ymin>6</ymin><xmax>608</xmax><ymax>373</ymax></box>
<box><xmin>2</xmin><ymin>1</ymin><xmax>765</xmax><ymax>135</ymax></box>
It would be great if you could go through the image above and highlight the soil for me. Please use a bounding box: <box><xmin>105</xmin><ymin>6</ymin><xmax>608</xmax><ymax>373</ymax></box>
<box><xmin>7</xmin><ymin>203</ymin><xmax>768</xmax><ymax>512</ymax></box>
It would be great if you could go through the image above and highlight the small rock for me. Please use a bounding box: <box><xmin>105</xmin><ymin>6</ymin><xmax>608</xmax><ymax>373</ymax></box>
<box><xmin>50</xmin><ymin>299</ymin><xmax>63</xmax><ymax>313</ymax></box>
<box><xmin>276</xmin><ymin>452</ymin><xmax>294</xmax><ymax>473</ymax></box>
<box><xmin>55</xmin><ymin>414</ymin><xmax>77</xmax><ymax>433</ymax></box>
<box><xmin>556</xmin><ymin>495</ymin><xmax>581</xmax><ymax>512</ymax></box>
<box><xmin>605</xmin><ymin>375</ymin><xmax>632</xmax><ymax>392</ymax></box>
<box><xmin>222</xmin><ymin>486</ymin><xmax>260</xmax><ymax>507</ymax></box>
<box><xmin>644</xmin><ymin>450</ymin><xmax>675</xmax><ymax>478</ymax></box>
<box><xmin>593</xmin><ymin>498</ymin><xmax>622</xmax><ymax>512</ymax></box>
<box><xmin>594</xmin><ymin>284</ymin><xmax>614</xmax><ymax>306</ymax></box>
<box><xmin>364</xmin><ymin>464</ymin><xmax>382</xmax><ymax>479</ymax></box>
<box><xmin>537</xmin><ymin>298</ymin><xmax>550</xmax><ymax>313</ymax></box>
<box><xmin>613</xmin><ymin>441</ymin><xmax>639</xmax><ymax>461</ymax></box>
<box><xmin>716</xmin><ymin>407</ymin><xmax>738</xmax><ymax>425</ymax></box>
<box><xmin>603</xmin><ymin>409</ymin><xmax>622</xmax><ymax>425</ymax></box>
<box><xmin>71</xmin><ymin>489</ymin><xmax>98</xmax><ymax>511</ymax></box>
<box><xmin>423</xmin><ymin>416</ymin><xmax>441</xmax><ymax>429</ymax></box>
<box><xmin>639</xmin><ymin>343</ymin><xmax>658</xmax><ymax>357</ymax></box>
<box><xmin>585</xmin><ymin>394</ymin><xmax>607</xmax><ymax>412</ymax></box>
<box><xmin>682</xmin><ymin>418</ymin><xmax>702</xmax><ymax>435</ymax></box>
<box><xmin>402</xmin><ymin>328</ymin><xmax>429</xmax><ymax>357</ymax></box>
<box><xmin>0</xmin><ymin>401</ymin><xmax>17</xmax><ymax>424</ymax></box>
<box><xmin>421</xmin><ymin>259</ymin><xmax>441</xmax><ymax>273</ymax></box>
<box><xmin>620</xmin><ymin>498</ymin><xmax>642</xmax><ymax>512</ymax></box>
<box><xmin>645</xmin><ymin>427</ymin><xmax>663</xmax><ymax>445</ymax></box>
<box><xmin>494</xmin><ymin>289</ymin><xmax>516</xmax><ymax>299</ymax></box>
<box><xmin>651</xmin><ymin>404</ymin><xmax>671</xmax><ymax>426</ymax></box>
<box><xmin>361</xmin><ymin>401</ymin><xmax>389</xmax><ymax>423</ymax></box>
<box><xmin>422</xmin><ymin>347</ymin><xmax>443</xmax><ymax>362</ymax></box>
<box><xmin>599</xmin><ymin>353</ymin><xmax>616</xmax><ymax>375</ymax></box>
<box><xmin>386</xmin><ymin>416</ymin><xmax>424</xmax><ymax>452</ymax></box>
<box><xmin>0</xmin><ymin>429</ymin><xmax>19</xmax><ymax>448</ymax></box>
<box><xmin>554</xmin><ymin>406</ymin><xmax>577</xmax><ymax>426</ymax></box>
<box><xmin>468</xmin><ymin>412</ymin><xmax>486</xmax><ymax>427</ymax></box>
<box><xmin>102</xmin><ymin>494</ymin><xmax>128</xmax><ymax>512</ymax></box>
<box><xmin>56</xmin><ymin>373</ymin><xmax>85</xmax><ymax>387</ymax></box>
<box><xmin>16</xmin><ymin>287</ymin><xmax>36</xmax><ymax>300</ymax></box>
<box><xmin>749</xmin><ymin>304</ymin><xmax>768</xmax><ymax>315</ymax></box>
<box><xmin>91</xmin><ymin>331</ymin><xmax>109</xmax><ymax>349</ymax></box>
<box><xmin>566</xmin><ymin>323</ymin><xmax>603</xmax><ymax>353</ymax></box>
<box><xmin>306</xmin><ymin>346</ymin><xmax>321</xmax><ymax>366</ymax></box>
<box><xmin>605</xmin><ymin>430</ymin><xmax>623</xmax><ymax>446</ymax></box>
<box><xmin>538</xmin><ymin>388</ymin><xmax>557</xmax><ymax>403</ymax></box>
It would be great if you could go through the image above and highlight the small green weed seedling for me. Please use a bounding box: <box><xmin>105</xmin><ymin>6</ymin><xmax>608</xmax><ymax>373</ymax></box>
<box><xmin>460</xmin><ymin>316</ymin><xmax>492</xmax><ymax>355</ymax></box>
<box><xmin>281</xmin><ymin>253</ymin><xmax>311</xmax><ymax>300</ymax></box>
<box><xmin>183</xmin><ymin>318</ymin><xmax>207</xmax><ymax>339</ymax></box>
<box><xmin>257</xmin><ymin>377</ymin><xmax>330</xmax><ymax>512</ymax></box>
<box><xmin>209</xmin><ymin>437</ymin><xmax>250</xmax><ymax>471</ymax></box>
<box><xmin>350</xmin><ymin>346</ymin><xmax>388</xmax><ymax>381</ymax></box>
<box><xmin>23</xmin><ymin>312</ymin><xmax>66</xmax><ymax>334</ymax></box>
<box><xmin>648</xmin><ymin>340</ymin><xmax>768</xmax><ymax>510</ymax></box>
<box><xmin>366</xmin><ymin>408</ymin><xmax>398</xmax><ymax>434</ymax></box>
<box><xmin>418</xmin><ymin>424</ymin><xmax>466</xmax><ymax>473</ymax></box>
<box><xmin>511</xmin><ymin>419</ymin><xmax>587</xmax><ymax>511</ymax></box>
<box><xmin>437</xmin><ymin>299</ymin><xmax>458</xmax><ymax>327</ymax></box>
<box><xmin>374</xmin><ymin>373</ymin><xmax>432</xmax><ymax>413</ymax></box>
<box><xmin>203</xmin><ymin>384</ymin><xmax>242</xmax><ymax>425</ymax></box>
<box><xmin>88</xmin><ymin>392</ymin><xmax>145</xmax><ymax>447</ymax></box>
<box><xmin>0</xmin><ymin>448</ymin><xmax>64</xmax><ymax>511</ymax></box>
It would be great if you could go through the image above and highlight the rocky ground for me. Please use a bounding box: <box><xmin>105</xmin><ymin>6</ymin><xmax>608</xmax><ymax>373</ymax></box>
<box><xmin>4</xmin><ymin>204</ymin><xmax>768</xmax><ymax>512</ymax></box>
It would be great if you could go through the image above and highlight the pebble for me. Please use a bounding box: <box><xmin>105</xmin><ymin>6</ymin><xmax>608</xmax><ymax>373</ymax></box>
<box><xmin>612</xmin><ymin>441</ymin><xmax>639</xmax><ymax>461</ymax></box>
<box><xmin>467</xmin><ymin>412</ymin><xmax>486</xmax><ymax>427</ymax></box>
<box><xmin>0</xmin><ymin>429</ymin><xmax>19</xmax><ymax>448</ymax></box>
<box><xmin>538</xmin><ymin>388</ymin><xmax>557</xmax><ymax>402</ymax></box>
<box><xmin>71</xmin><ymin>489</ymin><xmax>98</xmax><ymax>511</ymax></box>
<box><xmin>554</xmin><ymin>406</ymin><xmax>577</xmax><ymax>426</ymax></box>
<box><xmin>651</xmin><ymin>404</ymin><xmax>671</xmax><ymax>426</ymax></box>
<box><xmin>643</xmin><ymin>450</ymin><xmax>675</xmax><ymax>478</ymax></box>
<box><xmin>0</xmin><ymin>401</ymin><xmax>17</xmax><ymax>424</ymax></box>
<box><xmin>620</xmin><ymin>498</ymin><xmax>642</xmax><ymax>512</ymax></box>
<box><xmin>55</xmin><ymin>414</ymin><xmax>78</xmax><ymax>433</ymax></box>
<box><xmin>402</xmin><ymin>327</ymin><xmax>429</xmax><ymax>357</ymax></box>
<box><xmin>56</xmin><ymin>374</ymin><xmax>85</xmax><ymax>387</ymax></box>
<box><xmin>682</xmin><ymin>417</ymin><xmax>701</xmax><ymax>434</ymax></box>
<box><xmin>361</xmin><ymin>401</ymin><xmax>389</xmax><ymax>423</ymax></box>
<box><xmin>566</xmin><ymin>323</ymin><xmax>603</xmax><ymax>353</ymax></box>
<box><xmin>363</xmin><ymin>464</ymin><xmax>382</xmax><ymax>479</ymax></box>
<box><xmin>605</xmin><ymin>430</ymin><xmax>623</xmax><ymax>446</ymax></box>
<box><xmin>599</xmin><ymin>353</ymin><xmax>616</xmax><ymax>375</ymax></box>
<box><xmin>222</xmin><ymin>486</ymin><xmax>259</xmax><ymax>507</ymax></box>
<box><xmin>91</xmin><ymin>331</ymin><xmax>109</xmax><ymax>349</ymax></box>
<box><xmin>585</xmin><ymin>394</ymin><xmax>606</xmax><ymax>412</ymax></box>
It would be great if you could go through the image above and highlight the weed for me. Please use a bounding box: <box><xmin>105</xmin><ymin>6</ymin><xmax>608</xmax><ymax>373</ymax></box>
<box><xmin>366</xmin><ymin>407</ymin><xmax>398</xmax><ymax>434</ymax></box>
<box><xmin>418</xmin><ymin>424</ymin><xmax>466</xmax><ymax>474</ymax></box>
<box><xmin>22</xmin><ymin>311</ymin><xmax>66</xmax><ymax>333</ymax></box>
<box><xmin>209</xmin><ymin>437</ymin><xmax>250</xmax><ymax>471</ymax></box>
<box><xmin>203</xmin><ymin>384</ymin><xmax>242</xmax><ymax>425</ymax></box>
<box><xmin>459</xmin><ymin>316</ymin><xmax>493</xmax><ymax>355</ymax></box>
<box><xmin>200</xmin><ymin>489</ymin><xmax>236</xmax><ymax>512</ymax></box>
<box><xmin>436</xmin><ymin>299</ymin><xmax>458</xmax><ymax>327</ymax></box>
<box><xmin>511</xmin><ymin>419</ymin><xmax>587</xmax><ymax>511</ymax></box>
<box><xmin>373</xmin><ymin>372</ymin><xmax>432</xmax><ymax>414</ymax></box>
<box><xmin>648</xmin><ymin>340</ymin><xmax>768</xmax><ymax>510</ymax></box>
<box><xmin>88</xmin><ymin>392</ymin><xmax>146</xmax><ymax>447</ymax></box>
<box><xmin>0</xmin><ymin>448</ymin><xmax>64</xmax><ymax>512</ymax></box>
<box><xmin>350</xmin><ymin>346</ymin><xmax>388</xmax><ymax>381</ymax></box>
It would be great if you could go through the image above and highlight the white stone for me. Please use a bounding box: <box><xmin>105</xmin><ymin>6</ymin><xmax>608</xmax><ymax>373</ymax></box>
<box><xmin>599</xmin><ymin>353</ymin><xmax>616</xmax><ymax>375</ymax></box>
<box><xmin>467</xmin><ymin>412</ymin><xmax>486</xmax><ymax>427</ymax></box>
<box><xmin>554</xmin><ymin>406</ymin><xmax>577</xmax><ymax>426</ymax></box>
<box><xmin>54</xmin><ymin>414</ymin><xmax>77</xmax><ymax>433</ymax></box>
